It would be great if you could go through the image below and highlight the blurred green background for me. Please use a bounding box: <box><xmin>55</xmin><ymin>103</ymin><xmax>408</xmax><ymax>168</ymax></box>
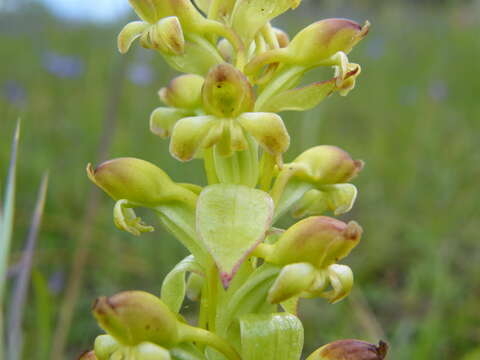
<box><xmin>1</xmin><ymin>0</ymin><xmax>479</xmax><ymax>359</ymax></box>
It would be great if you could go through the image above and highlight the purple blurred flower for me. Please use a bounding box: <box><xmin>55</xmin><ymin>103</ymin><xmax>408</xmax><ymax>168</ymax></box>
<box><xmin>428</xmin><ymin>80</ymin><xmax>448</xmax><ymax>102</ymax></box>
<box><xmin>128</xmin><ymin>63</ymin><xmax>155</xmax><ymax>86</ymax></box>
<box><xmin>48</xmin><ymin>270</ymin><xmax>65</xmax><ymax>295</ymax></box>
<box><xmin>42</xmin><ymin>52</ymin><xmax>84</xmax><ymax>79</ymax></box>
<box><xmin>2</xmin><ymin>80</ymin><xmax>27</xmax><ymax>106</ymax></box>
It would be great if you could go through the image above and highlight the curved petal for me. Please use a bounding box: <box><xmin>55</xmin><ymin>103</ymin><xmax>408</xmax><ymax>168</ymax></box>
<box><xmin>267</xmin><ymin>262</ymin><xmax>316</xmax><ymax>304</ymax></box>
<box><xmin>117</xmin><ymin>21</ymin><xmax>149</xmax><ymax>54</ymax></box>
<box><xmin>237</xmin><ymin>112</ymin><xmax>290</xmax><ymax>158</ymax></box>
<box><xmin>170</xmin><ymin>115</ymin><xmax>218</xmax><ymax>161</ymax></box>
<box><xmin>323</xmin><ymin>264</ymin><xmax>354</xmax><ymax>304</ymax></box>
<box><xmin>150</xmin><ymin>107</ymin><xmax>192</xmax><ymax>138</ymax></box>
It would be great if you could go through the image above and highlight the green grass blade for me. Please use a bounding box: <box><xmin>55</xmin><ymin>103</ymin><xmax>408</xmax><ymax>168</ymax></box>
<box><xmin>32</xmin><ymin>271</ymin><xmax>52</xmax><ymax>360</ymax></box>
<box><xmin>0</xmin><ymin>120</ymin><xmax>21</xmax><ymax>359</ymax></box>
<box><xmin>7</xmin><ymin>173</ymin><xmax>49</xmax><ymax>360</ymax></box>
<box><xmin>0</xmin><ymin>120</ymin><xmax>20</xmax><ymax>300</ymax></box>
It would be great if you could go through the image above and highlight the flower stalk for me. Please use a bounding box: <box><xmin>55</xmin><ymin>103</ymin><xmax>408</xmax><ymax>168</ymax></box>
<box><xmin>81</xmin><ymin>1</ymin><xmax>388</xmax><ymax>359</ymax></box>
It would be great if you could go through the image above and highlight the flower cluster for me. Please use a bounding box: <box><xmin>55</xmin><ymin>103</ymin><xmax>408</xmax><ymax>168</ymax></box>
<box><xmin>81</xmin><ymin>1</ymin><xmax>387</xmax><ymax>359</ymax></box>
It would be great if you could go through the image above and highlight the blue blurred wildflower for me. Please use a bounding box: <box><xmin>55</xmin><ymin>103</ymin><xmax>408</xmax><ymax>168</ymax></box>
<box><xmin>2</xmin><ymin>80</ymin><xmax>27</xmax><ymax>106</ymax></box>
<box><xmin>128</xmin><ymin>63</ymin><xmax>155</xmax><ymax>86</ymax></box>
<box><xmin>43</xmin><ymin>52</ymin><xmax>84</xmax><ymax>79</ymax></box>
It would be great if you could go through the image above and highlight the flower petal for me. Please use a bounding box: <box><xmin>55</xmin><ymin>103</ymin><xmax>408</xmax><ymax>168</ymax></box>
<box><xmin>170</xmin><ymin>115</ymin><xmax>218</xmax><ymax>161</ymax></box>
<box><xmin>237</xmin><ymin>112</ymin><xmax>290</xmax><ymax>157</ymax></box>
<box><xmin>117</xmin><ymin>21</ymin><xmax>149</xmax><ymax>54</ymax></box>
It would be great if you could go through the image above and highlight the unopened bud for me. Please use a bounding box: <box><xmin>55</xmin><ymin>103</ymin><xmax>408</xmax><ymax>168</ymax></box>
<box><xmin>87</xmin><ymin>158</ymin><xmax>195</xmax><ymax>207</ymax></box>
<box><xmin>92</xmin><ymin>291</ymin><xmax>180</xmax><ymax>347</ymax></box>
<box><xmin>307</xmin><ymin>340</ymin><xmax>388</xmax><ymax>360</ymax></box>
<box><xmin>266</xmin><ymin>217</ymin><xmax>362</xmax><ymax>269</ymax></box>
<box><xmin>245</xmin><ymin>19</ymin><xmax>369</xmax><ymax>75</ymax></box>
<box><xmin>159</xmin><ymin>74</ymin><xmax>204</xmax><ymax>109</ymax></box>
<box><xmin>94</xmin><ymin>335</ymin><xmax>120</xmax><ymax>360</ymax></box>
<box><xmin>291</xmin><ymin>145</ymin><xmax>364</xmax><ymax>185</ymax></box>
<box><xmin>140</xmin><ymin>16</ymin><xmax>185</xmax><ymax>55</ymax></box>
<box><xmin>202</xmin><ymin>63</ymin><xmax>255</xmax><ymax>118</ymax></box>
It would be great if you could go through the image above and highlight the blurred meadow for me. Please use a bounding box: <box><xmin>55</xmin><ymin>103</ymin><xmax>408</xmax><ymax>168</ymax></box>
<box><xmin>1</xmin><ymin>0</ymin><xmax>479</xmax><ymax>359</ymax></box>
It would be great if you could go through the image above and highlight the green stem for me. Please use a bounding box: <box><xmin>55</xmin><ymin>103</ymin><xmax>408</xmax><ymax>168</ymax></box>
<box><xmin>269</xmin><ymin>167</ymin><xmax>297</xmax><ymax>205</ymax></box>
<box><xmin>207</xmin><ymin>264</ymin><xmax>219</xmax><ymax>332</ymax></box>
<box><xmin>258</xmin><ymin>152</ymin><xmax>276</xmax><ymax>191</ymax></box>
<box><xmin>203</xmin><ymin>148</ymin><xmax>219</xmax><ymax>185</ymax></box>
<box><xmin>252</xmin><ymin>243</ymin><xmax>275</xmax><ymax>260</ymax></box>
<box><xmin>179</xmin><ymin>324</ymin><xmax>241</xmax><ymax>360</ymax></box>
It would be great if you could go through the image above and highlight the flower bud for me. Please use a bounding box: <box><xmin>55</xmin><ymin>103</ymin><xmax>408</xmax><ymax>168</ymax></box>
<box><xmin>92</xmin><ymin>291</ymin><xmax>180</xmax><ymax>347</ymax></box>
<box><xmin>159</xmin><ymin>74</ymin><xmax>204</xmax><ymax>109</ymax></box>
<box><xmin>78</xmin><ymin>351</ymin><xmax>97</xmax><ymax>360</ymax></box>
<box><xmin>306</xmin><ymin>340</ymin><xmax>388</xmax><ymax>360</ymax></box>
<box><xmin>202</xmin><ymin>63</ymin><xmax>255</xmax><ymax>118</ymax></box>
<box><xmin>87</xmin><ymin>158</ymin><xmax>193</xmax><ymax>206</ymax></box>
<box><xmin>266</xmin><ymin>217</ymin><xmax>362</xmax><ymax>269</ymax></box>
<box><xmin>245</xmin><ymin>19</ymin><xmax>369</xmax><ymax>75</ymax></box>
<box><xmin>291</xmin><ymin>145</ymin><xmax>364</xmax><ymax>185</ymax></box>
<box><xmin>140</xmin><ymin>16</ymin><xmax>185</xmax><ymax>55</ymax></box>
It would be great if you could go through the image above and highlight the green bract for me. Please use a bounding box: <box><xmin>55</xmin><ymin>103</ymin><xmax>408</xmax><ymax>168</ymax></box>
<box><xmin>83</xmin><ymin>1</ymin><xmax>388</xmax><ymax>359</ymax></box>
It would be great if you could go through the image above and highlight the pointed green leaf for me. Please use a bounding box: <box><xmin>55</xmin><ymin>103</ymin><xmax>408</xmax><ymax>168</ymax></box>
<box><xmin>239</xmin><ymin>313</ymin><xmax>304</xmax><ymax>360</ymax></box>
<box><xmin>196</xmin><ymin>185</ymin><xmax>274</xmax><ymax>287</ymax></box>
<box><xmin>161</xmin><ymin>255</ymin><xmax>203</xmax><ymax>313</ymax></box>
